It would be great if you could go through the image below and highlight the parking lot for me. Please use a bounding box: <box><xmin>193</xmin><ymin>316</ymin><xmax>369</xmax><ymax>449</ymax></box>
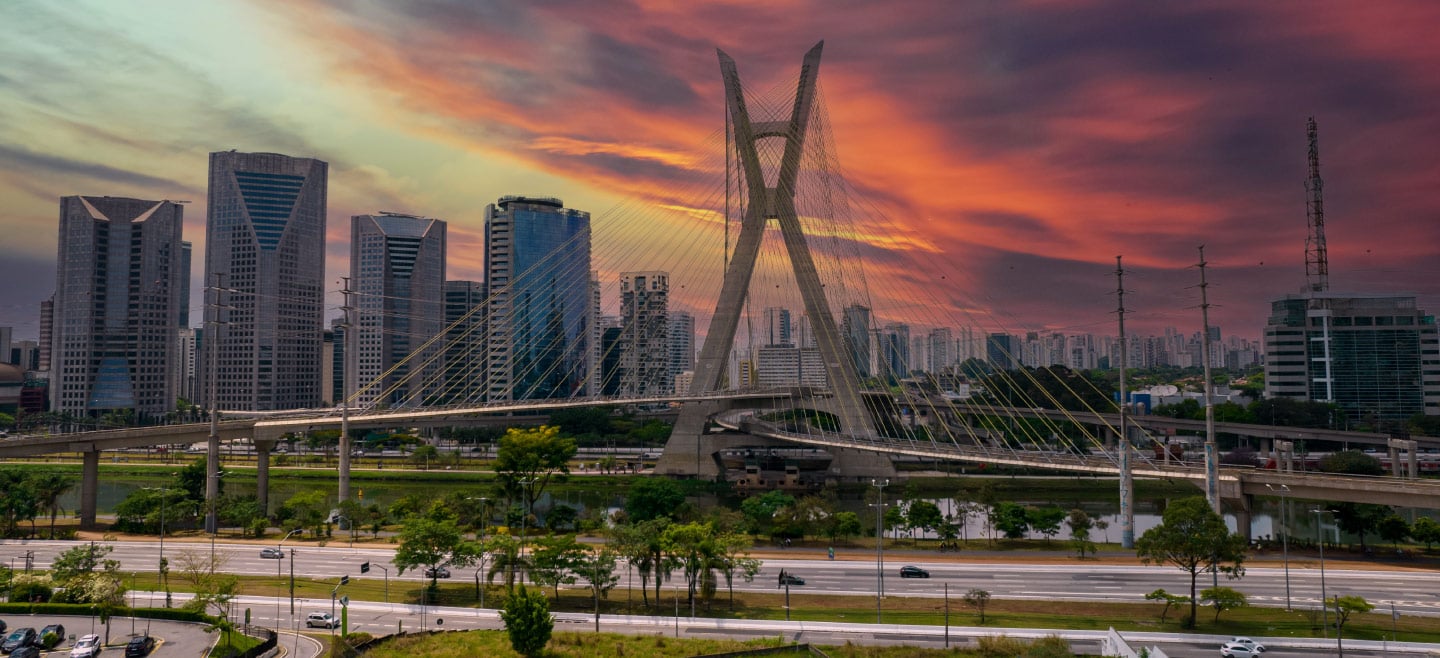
<box><xmin>0</xmin><ymin>614</ymin><xmax>219</xmax><ymax>656</ymax></box>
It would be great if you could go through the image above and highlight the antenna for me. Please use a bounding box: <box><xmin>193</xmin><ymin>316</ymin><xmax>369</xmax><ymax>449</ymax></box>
<box><xmin>1304</xmin><ymin>117</ymin><xmax>1329</xmax><ymax>292</ymax></box>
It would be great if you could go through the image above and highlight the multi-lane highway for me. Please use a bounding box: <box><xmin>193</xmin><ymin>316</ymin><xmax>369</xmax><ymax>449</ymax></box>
<box><xmin>6</xmin><ymin>540</ymin><xmax>1440</xmax><ymax>617</ymax></box>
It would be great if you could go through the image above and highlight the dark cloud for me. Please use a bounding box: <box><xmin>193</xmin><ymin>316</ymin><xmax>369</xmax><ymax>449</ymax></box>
<box><xmin>0</xmin><ymin>143</ymin><xmax>197</xmax><ymax>194</ymax></box>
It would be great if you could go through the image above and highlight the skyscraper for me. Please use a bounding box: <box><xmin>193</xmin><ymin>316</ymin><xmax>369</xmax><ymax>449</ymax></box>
<box><xmin>1264</xmin><ymin>292</ymin><xmax>1440</xmax><ymax>421</ymax></box>
<box><xmin>619</xmin><ymin>271</ymin><xmax>669</xmax><ymax>397</ymax></box>
<box><xmin>349</xmin><ymin>212</ymin><xmax>446</xmax><ymax>407</ymax></box>
<box><xmin>882</xmin><ymin>322</ymin><xmax>910</xmax><ymax>381</ymax></box>
<box><xmin>205</xmin><ymin>151</ymin><xmax>327</xmax><ymax>411</ymax></box>
<box><xmin>765</xmin><ymin>307</ymin><xmax>792</xmax><ymax>347</ymax></box>
<box><xmin>484</xmin><ymin>196</ymin><xmax>591</xmax><ymax>401</ymax></box>
<box><xmin>443</xmin><ymin>280</ymin><xmax>486</xmax><ymax>403</ymax></box>
<box><xmin>178</xmin><ymin>241</ymin><xmax>192</xmax><ymax>327</ymax></box>
<box><xmin>841</xmin><ymin>304</ymin><xmax>872</xmax><ymax>379</ymax></box>
<box><xmin>927</xmin><ymin>327</ymin><xmax>953</xmax><ymax>374</ymax></box>
<box><xmin>668</xmin><ymin>311</ymin><xmax>695</xmax><ymax>392</ymax></box>
<box><xmin>987</xmin><ymin>333</ymin><xmax>1020</xmax><ymax>371</ymax></box>
<box><xmin>51</xmin><ymin>196</ymin><xmax>185</xmax><ymax>417</ymax></box>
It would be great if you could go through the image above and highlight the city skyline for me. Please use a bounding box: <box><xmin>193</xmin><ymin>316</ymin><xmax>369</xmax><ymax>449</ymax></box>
<box><xmin>2</xmin><ymin>2</ymin><xmax>1439</xmax><ymax>341</ymax></box>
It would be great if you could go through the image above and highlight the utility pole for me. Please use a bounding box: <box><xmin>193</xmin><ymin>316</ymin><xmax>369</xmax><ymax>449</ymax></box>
<box><xmin>1115</xmin><ymin>256</ymin><xmax>1134</xmax><ymax>548</ymax></box>
<box><xmin>1197</xmin><ymin>246</ymin><xmax>1220</xmax><ymax>514</ymax></box>
<box><xmin>338</xmin><ymin>277</ymin><xmax>354</xmax><ymax>502</ymax></box>
<box><xmin>204</xmin><ymin>272</ymin><xmax>226</xmax><ymax>534</ymax></box>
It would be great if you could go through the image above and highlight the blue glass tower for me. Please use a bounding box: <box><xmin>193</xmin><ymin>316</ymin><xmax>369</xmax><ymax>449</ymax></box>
<box><xmin>484</xmin><ymin>197</ymin><xmax>592</xmax><ymax>401</ymax></box>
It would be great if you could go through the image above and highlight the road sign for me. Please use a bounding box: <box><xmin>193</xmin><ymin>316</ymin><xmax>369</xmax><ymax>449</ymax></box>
<box><xmin>361</xmin><ymin>561</ymin><xmax>370</xmax><ymax>574</ymax></box>
<box><xmin>340</xmin><ymin>595</ymin><xmax>350</xmax><ymax>607</ymax></box>
<box><xmin>339</xmin><ymin>575</ymin><xmax>349</xmax><ymax>586</ymax></box>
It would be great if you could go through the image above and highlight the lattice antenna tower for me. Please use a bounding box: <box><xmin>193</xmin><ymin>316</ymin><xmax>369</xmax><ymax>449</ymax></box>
<box><xmin>1304</xmin><ymin>116</ymin><xmax>1329</xmax><ymax>292</ymax></box>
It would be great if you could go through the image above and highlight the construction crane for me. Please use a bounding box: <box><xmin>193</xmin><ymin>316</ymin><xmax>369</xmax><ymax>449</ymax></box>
<box><xmin>1304</xmin><ymin>116</ymin><xmax>1329</xmax><ymax>292</ymax></box>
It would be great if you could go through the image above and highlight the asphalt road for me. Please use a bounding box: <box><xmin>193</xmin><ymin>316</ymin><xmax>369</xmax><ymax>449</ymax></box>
<box><xmin>7</xmin><ymin>539</ymin><xmax>1435</xmax><ymax>617</ymax></box>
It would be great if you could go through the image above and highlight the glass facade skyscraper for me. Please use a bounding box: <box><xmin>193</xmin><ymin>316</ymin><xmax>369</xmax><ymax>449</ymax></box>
<box><xmin>205</xmin><ymin>151</ymin><xmax>327</xmax><ymax>411</ymax></box>
<box><xmin>443</xmin><ymin>280</ymin><xmax>486</xmax><ymax>404</ymax></box>
<box><xmin>484</xmin><ymin>196</ymin><xmax>592</xmax><ymax>401</ymax></box>
<box><xmin>1264</xmin><ymin>292</ymin><xmax>1440</xmax><ymax>422</ymax></box>
<box><xmin>51</xmin><ymin>196</ymin><xmax>185</xmax><ymax>417</ymax></box>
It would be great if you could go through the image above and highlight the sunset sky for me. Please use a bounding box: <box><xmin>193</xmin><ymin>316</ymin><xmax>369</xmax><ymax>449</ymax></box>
<box><xmin>3</xmin><ymin>0</ymin><xmax>1439</xmax><ymax>345</ymax></box>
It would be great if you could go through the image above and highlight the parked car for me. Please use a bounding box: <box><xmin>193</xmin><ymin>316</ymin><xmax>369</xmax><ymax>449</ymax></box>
<box><xmin>2</xmin><ymin>628</ymin><xmax>36</xmax><ymax>653</ymax></box>
<box><xmin>306</xmin><ymin>612</ymin><xmax>338</xmax><ymax>629</ymax></box>
<box><xmin>778</xmin><ymin>573</ymin><xmax>805</xmax><ymax>586</ymax></box>
<box><xmin>1219</xmin><ymin>642</ymin><xmax>1260</xmax><ymax>658</ymax></box>
<box><xmin>899</xmin><ymin>565</ymin><xmax>930</xmax><ymax>578</ymax></box>
<box><xmin>70</xmin><ymin>634</ymin><xmax>102</xmax><ymax>658</ymax></box>
<box><xmin>1227</xmin><ymin>637</ymin><xmax>1266</xmax><ymax>653</ymax></box>
<box><xmin>9</xmin><ymin>647</ymin><xmax>38</xmax><ymax>658</ymax></box>
<box><xmin>260</xmin><ymin>547</ymin><xmax>285</xmax><ymax>559</ymax></box>
<box><xmin>37</xmin><ymin>625</ymin><xmax>64</xmax><ymax>649</ymax></box>
<box><xmin>124</xmin><ymin>635</ymin><xmax>155</xmax><ymax>657</ymax></box>
<box><xmin>424</xmin><ymin>566</ymin><xmax>451</xmax><ymax>579</ymax></box>
<box><xmin>0</xmin><ymin>623</ymin><xmax>6</xmax><ymax>638</ymax></box>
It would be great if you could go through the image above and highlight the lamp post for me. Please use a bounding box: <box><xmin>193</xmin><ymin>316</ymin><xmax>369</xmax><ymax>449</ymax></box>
<box><xmin>276</xmin><ymin>530</ymin><xmax>301</xmax><ymax>630</ymax></box>
<box><xmin>373</xmin><ymin>564</ymin><xmax>390</xmax><ymax>608</ymax></box>
<box><xmin>518</xmin><ymin>478</ymin><xmax>534</xmax><ymax>586</ymax></box>
<box><xmin>1312</xmin><ymin>508</ymin><xmax>1332</xmax><ymax>638</ymax></box>
<box><xmin>1266</xmin><ymin>484</ymin><xmax>1292</xmax><ymax>610</ymax></box>
<box><xmin>144</xmin><ymin>483</ymin><xmax>178</xmax><ymax>607</ymax></box>
<box><xmin>870</xmin><ymin>478</ymin><xmax>890</xmax><ymax>624</ymax></box>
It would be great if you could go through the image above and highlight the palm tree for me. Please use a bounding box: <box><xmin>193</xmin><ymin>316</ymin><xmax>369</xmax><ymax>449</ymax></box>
<box><xmin>484</xmin><ymin>534</ymin><xmax>526</xmax><ymax>591</ymax></box>
<box><xmin>33</xmin><ymin>473</ymin><xmax>75</xmax><ymax>539</ymax></box>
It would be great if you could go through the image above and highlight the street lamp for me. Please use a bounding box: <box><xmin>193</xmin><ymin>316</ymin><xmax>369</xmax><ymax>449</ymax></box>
<box><xmin>518</xmin><ymin>478</ymin><xmax>534</xmax><ymax>586</ymax></box>
<box><xmin>870</xmin><ymin>478</ymin><xmax>890</xmax><ymax>624</ymax></box>
<box><xmin>143</xmin><ymin>483</ymin><xmax>178</xmax><ymax>607</ymax></box>
<box><xmin>1265</xmin><ymin>484</ymin><xmax>1292</xmax><ymax>610</ymax></box>
<box><xmin>1312</xmin><ymin>508</ymin><xmax>1333</xmax><ymax>638</ymax></box>
<box><xmin>276</xmin><ymin>530</ymin><xmax>301</xmax><ymax>630</ymax></box>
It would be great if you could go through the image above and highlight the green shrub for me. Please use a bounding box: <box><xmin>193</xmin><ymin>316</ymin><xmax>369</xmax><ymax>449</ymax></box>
<box><xmin>499</xmin><ymin>585</ymin><xmax>553</xmax><ymax>657</ymax></box>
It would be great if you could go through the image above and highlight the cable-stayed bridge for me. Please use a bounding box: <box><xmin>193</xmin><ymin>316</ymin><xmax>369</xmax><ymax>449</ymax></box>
<box><xmin>9</xmin><ymin>43</ymin><xmax>1440</xmax><ymax>541</ymax></box>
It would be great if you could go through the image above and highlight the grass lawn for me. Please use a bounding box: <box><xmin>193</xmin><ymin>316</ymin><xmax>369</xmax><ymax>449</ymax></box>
<box><xmin>208</xmin><ymin>628</ymin><xmax>263</xmax><ymax>657</ymax></box>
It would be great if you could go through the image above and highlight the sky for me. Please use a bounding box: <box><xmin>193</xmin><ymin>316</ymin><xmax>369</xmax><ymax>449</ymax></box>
<box><xmin>2</xmin><ymin>0</ymin><xmax>1439</xmax><ymax>345</ymax></box>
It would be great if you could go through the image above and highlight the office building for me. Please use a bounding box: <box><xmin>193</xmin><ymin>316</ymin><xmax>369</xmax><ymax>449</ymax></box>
<box><xmin>178</xmin><ymin>241</ymin><xmax>192</xmax><ymax>327</ymax></box>
<box><xmin>841</xmin><ymin>304</ymin><xmax>872</xmax><ymax>379</ymax></box>
<box><xmin>38</xmin><ymin>297</ymin><xmax>52</xmax><ymax>371</ymax></box>
<box><xmin>765</xmin><ymin>307</ymin><xmax>793</xmax><ymax>347</ymax></box>
<box><xmin>443</xmin><ymin>280</ymin><xmax>486</xmax><ymax>403</ymax></box>
<box><xmin>0</xmin><ymin>327</ymin><xmax>10</xmax><ymax>366</ymax></box>
<box><xmin>881</xmin><ymin>322</ymin><xmax>910</xmax><ymax>381</ymax></box>
<box><xmin>1264</xmin><ymin>292</ymin><xmax>1440</xmax><ymax>421</ymax></box>
<box><xmin>349</xmin><ymin>212</ymin><xmax>446</xmax><ymax>407</ymax></box>
<box><xmin>484</xmin><ymin>196</ymin><xmax>592</xmax><ymax>401</ymax></box>
<box><xmin>618</xmin><ymin>271</ymin><xmax>669</xmax><ymax>397</ymax></box>
<box><xmin>668</xmin><ymin>311</ymin><xmax>695</xmax><ymax>393</ymax></box>
<box><xmin>330</xmin><ymin>318</ymin><xmax>346</xmax><ymax>406</ymax></box>
<box><xmin>598</xmin><ymin>316</ymin><xmax>623</xmax><ymax>396</ymax></box>
<box><xmin>50</xmin><ymin>196</ymin><xmax>184</xmax><ymax>417</ymax></box>
<box><xmin>174</xmin><ymin>327</ymin><xmax>198</xmax><ymax>403</ymax></box>
<box><xmin>205</xmin><ymin>151</ymin><xmax>327</xmax><ymax>411</ymax></box>
<box><xmin>927</xmin><ymin>328</ymin><xmax>953</xmax><ymax>374</ymax></box>
<box><xmin>987</xmin><ymin>333</ymin><xmax>1020</xmax><ymax>371</ymax></box>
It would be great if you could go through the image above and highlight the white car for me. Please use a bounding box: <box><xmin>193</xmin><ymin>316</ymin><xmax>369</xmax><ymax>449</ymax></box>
<box><xmin>1228</xmin><ymin>637</ymin><xmax>1266</xmax><ymax>653</ymax></box>
<box><xmin>70</xmin><ymin>634</ymin><xmax>102</xmax><ymax>658</ymax></box>
<box><xmin>306</xmin><ymin>612</ymin><xmax>338</xmax><ymax>629</ymax></box>
<box><xmin>1220</xmin><ymin>641</ymin><xmax>1260</xmax><ymax>657</ymax></box>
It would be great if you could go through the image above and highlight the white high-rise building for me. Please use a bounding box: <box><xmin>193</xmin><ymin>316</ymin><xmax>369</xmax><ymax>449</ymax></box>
<box><xmin>927</xmin><ymin>328</ymin><xmax>953</xmax><ymax>373</ymax></box>
<box><xmin>668</xmin><ymin>311</ymin><xmax>695</xmax><ymax>393</ymax></box>
<box><xmin>619</xmin><ymin>271</ymin><xmax>669</xmax><ymax>397</ymax></box>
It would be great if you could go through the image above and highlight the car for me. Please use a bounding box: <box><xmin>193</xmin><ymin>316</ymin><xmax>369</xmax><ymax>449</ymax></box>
<box><xmin>306</xmin><ymin>612</ymin><xmax>338</xmax><ymax>629</ymax></box>
<box><xmin>124</xmin><ymin>635</ymin><xmax>155</xmax><ymax>657</ymax></box>
<box><xmin>37</xmin><ymin>625</ymin><xmax>64</xmax><ymax>649</ymax></box>
<box><xmin>260</xmin><ymin>546</ymin><xmax>285</xmax><ymax>559</ymax></box>
<box><xmin>9</xmin><ymin>647</ymin><xmax>38</xmax><ymax>658</ymax></box>
<box><xmin>1219</xmin><ymin>642</ymin><xmax>1260</xmax><ymax>658</ymax></box>
<box><xmin>778</xmin><ymin>573</ymin><xmax>805</xmax><ymax>586</ymax></box>
<box><xmin>1227</xmin><ymin>637</ymin><xmax>1266</xmax><ymax>653</ymax></box>
<box><xmin>0</xmin><ymin>622</ymin><xmax>6</xmax><ymax>637</ymax></box>
<box><xmin>2</xmin><ymin>628</ymin><xmax>36</xmax><ymax>653</ymax></box>
<box><xmin>424</xmin><ymin>566</ymin><xmax>451</xmax><ymax>579</ymax></box>
<box><xmin>899</xmin><ymin>565</ymin><xmax>930</xmax><ymax>578</ymax></box>
<box><xmin>70</xmin><ymin>634</ymin><xmax>102</xmax><ymax>658</ymax></box>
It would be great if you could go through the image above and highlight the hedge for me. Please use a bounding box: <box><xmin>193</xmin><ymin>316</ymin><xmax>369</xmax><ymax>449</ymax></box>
<box><xmin>0</xmin><ymin>603</ymin><xmax>213</xmax><ymax>624</ymax></box>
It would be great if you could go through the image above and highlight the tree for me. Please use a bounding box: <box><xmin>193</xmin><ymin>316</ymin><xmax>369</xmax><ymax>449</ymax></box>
<box><xmin>1378</xmin><ymin>515</ymin><xmax>1411</xmax><ymax>550</ymax></box>
<box><xmin>0</xmin><ymin>469</ymin><xmax>38</xmax><ymax>537</ymax></box>
<box><xmin>963</xmin><ymin>588</ymin><xmax>991</xmax><ymax>624</ymax></box>
<box><xmin>1027</xmin><ymin>507</ymin><xmax>1067</xmax><ymax>544</ymax></box>
<box><xmin>1200</xmin><ymin>586</ymin><xmax>1247</xmax><ymax>622</ymax></box>
<box><xmin>545</xmin><ymin>504</ymin><xmax>578</xmax><ymax>533</ymax></box>
<box><xmin>575</xmin><ymin>547</ymin><xmax>619</xmax><ymax>630</ymax></box>
<box><xmin>31</xmin><ymin>473</ymin><xmax>75</xmax><ymax>539</ymax></box>
<box><xmin>393</xmin><ymin>506</ymin><xmax>482</xmax><ymax>588</ymax></box>
<box><xmin>484</xmin><ymin>533</ymin><xmax>526</xmax><ymax>592</ymax></box>
<box><xmin>608</xmin><ymin>519</ymin><xmax>669</xmax><ymax>607</ymax></box>
<box><xmin>739</xmin><ymin>491</ymin><xmax>794</xmax><ymax>537</ymax></box>
<box><xmin>177</xmin><ymin>456</ymin><xmax>221</xmax><ymax>501</ymax></box>
<box><xmin>827</xmin><ymin>511</ymin><xmax>863</xmax><ymax>544</ymax></box>
<box><xmin>1135</xmin><ymin>496</ymin><xmax>1248</xmax><ymax>628</ymax></box>
<box><xmin>50</xmin><ymin>543</ymin><xmax>117</xmax><ymax>587</ymax></box>
<box><xmin>906</xmin><ymin>500</ymin><xmax>944</xmax><ymax>542</ymax></box>
<box><xmin>1411</xmin><ymin>517</ymin><xmax>1440</xmax><ymax>551</ymax></box>
<box><xmin>494</xmin><ymin>426</ymin><xmax>577</xmax><ymax>513</ymax></box>
<box><xmin>529</xmin><ymin>535</ymin><xmax>584</xmax><ymax>600</ymax></box>
<box><xmin>1095</xmin><ymin>518</ymin><xmax>1111</xmax><ymax>544</ymax></box>
<box><xmin>278</xmin><ymin>490</ymin><xmax>328</xmax><ymax>537</ymax></box>
<box><xmin>1067</xmin><ymin>509</ymin><xmax>1096</xmax><ymax>558</ymax></box>
<box><xmin>991</xmin><ymin>502</ymin><xmax>1029</xmax><ymax>540</ymax></box>
<box><xmin>1331</xmin><ymin>595</ymin><xmax>1374</xmax><ymax>658</ymax></box>
<box><xmin>1145</xmin><ymin>588</ymin><xmax>1189</xmax><ymax>622</ymax></box>
<box><xmin>1320</xmin><ymin>450</ymin><xmax>1385</xmax><ymax>476</ymax></box>
<box><xmin>1332</xmin><ymin>502</ymin><xmax>1391</xmax><ymax>552</ymax></box>
<box><xmin>500</xmin><ymin>585</ymin><xmax>554</xmax><ymax>657</ymax></box>
<box><xmin>625</xmin><ymin>478</ymin><xmax>685</xmax><ymax>523</ymax></box>
<box><xmin>409</xmin><ymin>444</ymin><xmax>440</xmax><ymax>469</ymax></box>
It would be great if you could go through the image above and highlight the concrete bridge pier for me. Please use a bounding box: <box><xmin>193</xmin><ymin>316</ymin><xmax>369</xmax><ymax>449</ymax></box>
<box><xmin>255</xmin><ymin>440</ymin><xmax>274</xmax><ymax>514</ymax></box>
<box><xmin>1234</xmin><ymin>493</ymin><xmax>1253</xmax><ymax>544</ymax></box>
<box><xmin>79</xmin><ymin>449</ymin><xmax>100</xmax><ymax>529</ymax></box>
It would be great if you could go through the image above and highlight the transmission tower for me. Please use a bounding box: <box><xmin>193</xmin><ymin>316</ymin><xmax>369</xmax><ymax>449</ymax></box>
<box><xmin>1305</xmin><ymin>116</ymin><xmax>1329</xmax><ymax>293</ymax></box>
